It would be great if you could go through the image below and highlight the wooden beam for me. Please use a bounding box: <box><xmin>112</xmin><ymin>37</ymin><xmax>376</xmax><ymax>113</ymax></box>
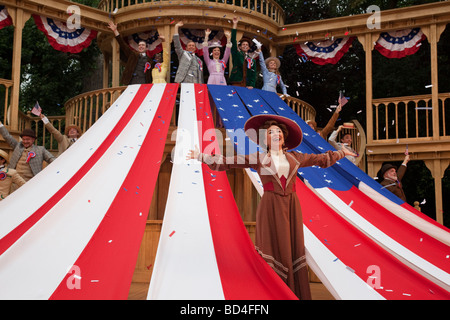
<box><xmin>0</xmin><ymin>0</ymin><xmax>111</xmax><ymax>32</ymax></box>
<box><xmin>276</xmin><ymin>1</ymin><xmax>450</xmax><ymax>44</ymax></box>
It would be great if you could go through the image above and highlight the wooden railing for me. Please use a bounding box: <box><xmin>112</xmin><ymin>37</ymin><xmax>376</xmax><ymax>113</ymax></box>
<box><xmin>64</xmin><ymin>86</ymin><xmax>127</xmax><ymax>134</ymax></box>
<box><xmin>98</xmin><ymin>0</ymin><xmax>285</xmax><ymax>25</ymax></box>
<box><xmin>372</xmin><ymin>92</ymin><xmax>450</xmax><ymax>142</ymax></box>
<box><xmin>282</xmin><ymin>95</ymin><xmax>316</xmax><ymax>122</ymax></box>
<box><xmin>63</xmin><ymin>86</ymin><xmax>317</xmax><ymax>135</ymax></box>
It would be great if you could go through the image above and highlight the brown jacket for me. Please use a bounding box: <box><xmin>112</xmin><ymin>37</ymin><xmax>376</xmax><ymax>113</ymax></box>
<box><xmin>201</xmin><ymin>149</ymin><xmax>345</xmax><ymax>195</ymax></box>
<box><xmin>44</xmin><ymin>121</ymin><xmax>76</xmax><ymax>157</ymax></box>
<box><xmin>115</xmin><ymin>35</ymin><xmax>153</xmax><ymax>85</ymax></box>
<box><xmin>0</xmin><ymin>167</ymin><xmax>26</xmax><ymax>200</ymax></box>
<box><xmin>319</xmin><ymin>111</ymin><xmax>339</xmax><ymax>139</ymax></box>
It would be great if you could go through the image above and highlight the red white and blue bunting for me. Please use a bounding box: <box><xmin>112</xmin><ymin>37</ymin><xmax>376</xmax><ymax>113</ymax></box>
<box><xmin>0</xmin><ymin>6</ymin><xmax>13</xmax><ymax>30</ymax></box>
<box><xmin>374</xmin><ymin>28</ymin><xmax>426</xmax><ymax>59</ymax></box>
<box><xmin>294</xmin><ymin>37</ymin><xmax>355</xmax><ymax>65</ymax></box>
<box><xmin>126</xmin><ymin>30</ymin><xmax>163</xmax><ymax>58</ymax></box>
<box><xmin>179</xmin><ymin>28</ymin><xmax>227</xmax><ymax>56</ymax></box>
<box><xmin>33</xmin><ymin>15</ymin><xmax>97</xmax><ymax>54</ymax></box>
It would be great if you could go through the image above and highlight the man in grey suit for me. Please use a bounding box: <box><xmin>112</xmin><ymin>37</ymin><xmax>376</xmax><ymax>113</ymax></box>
<box><xmin>173</xmin><ymin>21</ymin><xmax>204</xmax><ymax>84</ymax></box>
<box><xmin>0</xmin><ymin>121</ymin><xmax>55</xmax><ymax>182</ymax></box>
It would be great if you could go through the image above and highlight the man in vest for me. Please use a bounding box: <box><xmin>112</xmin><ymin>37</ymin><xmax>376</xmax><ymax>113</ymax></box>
<box><xmin>0</xmin><ymin>149</ymin><xmax>26</xmax><ymax>200</ymax></box>
<box><xmin>0</xmin><ymin>121</ymin><xmax>55</xmax><ymax>182</ymax></box>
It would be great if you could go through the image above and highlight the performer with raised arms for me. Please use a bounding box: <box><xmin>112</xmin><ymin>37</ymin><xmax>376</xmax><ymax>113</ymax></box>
<box><xmin>187</xmin><ymin>114</ymin><xmax>356</xmax><ymax>299</ymax></box>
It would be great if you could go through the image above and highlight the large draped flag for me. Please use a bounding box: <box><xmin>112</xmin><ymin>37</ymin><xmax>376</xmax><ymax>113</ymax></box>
<box><xmin>0</xmin><ymin>6</ymin><xmax>12</xmax><ymax>30</ymax></box>
<box><xmin>0</xmin><ymin>84</ymin><xmax>178</xmax><ymax>299</ymax></box>
<box><xmin>126</xmin><ymin>30</ymin><xmax>163</xmax><ymax>58</ymax></box>
<box><xmin>33</xmin><ymin>14</ymin><xmax>97</xmax><ymax>53</ymax></box>
<box><xmin>147</xmin><ymin>84</ymin><xmax>297</xmax><ymax>300</ymax></box>
<box><xmin>294</xmin><ymin>37</ymin><xmax>355</xmax><ymax>65</ymax></box>
<box><xmin>208</xmin><ymin>84</ymin><xmax>450</xmax><ymax>299</ymax></box>
<box><xmin>374</xmin><ymin>28</ymin><xmax>426</xmax><ymax>59</ymax></box>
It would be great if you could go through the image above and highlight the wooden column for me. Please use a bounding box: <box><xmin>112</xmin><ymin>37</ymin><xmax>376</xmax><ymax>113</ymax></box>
<box><xmin>358</xmin><ymin>32</ymin><xmax>376</xmax><ymax>175</ymax></box>
<box><xmin>102</xmin><ymin>52</ymin><xmax>110</xmax><ymax>89</ymax></box>
<box><xmin>429</xmin><ymin>23</ymin><xmax>439</xmax><ymax>140</ymax></box>
<box><xmin>363</xmin><ymin>32</ymin><xmax>374</xmax><ymax>145</ymax></box>
<box><xmin>111</xmin><ymin>37</ymin><xmax>120</xmax><ymax>88</ymax></box>
<box><xmin>424</xmin><ymin>159</ymin><xmax>449</xmax><ymax>225</ymax></box>
<box><xmin>9</xmin><ymin>8</ymin><xmax>30</xmax><ymax>131</ymax></box>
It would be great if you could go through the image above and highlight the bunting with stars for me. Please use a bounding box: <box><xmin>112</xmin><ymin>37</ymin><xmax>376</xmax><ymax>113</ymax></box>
<box><xmin>374</xmin><ymin>28</ymin><xmax>426</xmax><ymax>59</ymax></box>
<box><xmin>179</xmin><ymin>28</ymin><xmax>227</xmax><ymax>56</ymax></box>
<box><xmin>33</xmin><ymin>15</ymin><xmax>97</xmax><ymax>54</ymax></box>
<box><xmin>294</xmin><ymin>37</ymin><xmax>355</xmax><ymax>65</ymax></box>
<box><xmin>126</xmin><ymin>30</ymin><xmax>163</xmax><ymax>58</ymax></box>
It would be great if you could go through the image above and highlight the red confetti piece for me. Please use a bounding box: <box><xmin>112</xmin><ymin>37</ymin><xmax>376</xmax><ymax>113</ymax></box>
<box><xmin>169</xmin><ymin>230</ymin><xmax>176</xmax><ymax>237</ymax></box>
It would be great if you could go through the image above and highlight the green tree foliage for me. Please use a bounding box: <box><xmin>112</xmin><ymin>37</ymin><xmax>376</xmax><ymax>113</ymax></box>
<box><xmin>0</xmin><ymin>0</ymin><xmax>101</xmax><ymax>116</ymax></box>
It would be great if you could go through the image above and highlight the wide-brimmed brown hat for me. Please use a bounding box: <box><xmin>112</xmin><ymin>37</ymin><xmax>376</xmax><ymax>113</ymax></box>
<box><xmin>20</xmin><ymin>128</ymin><xmax>36</xmax><ymax>139</ymax></box>
<box><xmin>65</xmin><ymin>125</ymin><xmax>82</xmax><ymax>137</ymax></box>
<box><xmin>377</xmin><ymin>163</ymin><xmax>397</xmax><ymax>181</ymax></box>
<box><xmin>244</xmin><ymin>114</ymin><xmax>303</xmax><ymax>150</ymax></box>
<box><xmin>265</xmin><ymin>56</ymin><xmax>281</xmax><ymax>69</ymax></box>
<box><xmin>0</xmin><ymin>149</ymin><xmax>9</xmax><ymax>164</ymax></box>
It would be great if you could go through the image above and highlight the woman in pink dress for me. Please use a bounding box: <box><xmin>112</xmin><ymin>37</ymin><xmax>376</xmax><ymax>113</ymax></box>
<box><xmin>202</xmin><ymin>29</ymin><xmax>232</xmax><ymax>85</ymax></box>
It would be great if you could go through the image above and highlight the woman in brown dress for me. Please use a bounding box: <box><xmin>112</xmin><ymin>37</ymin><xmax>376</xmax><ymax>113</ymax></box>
<box><xmin>187</xmin><ymin>114</ymin><xmax>356</xmax><ymax>299</ymax></box>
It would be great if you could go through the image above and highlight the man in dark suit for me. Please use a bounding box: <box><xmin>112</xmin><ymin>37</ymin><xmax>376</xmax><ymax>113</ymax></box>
<box><xmin>378</xmin><ymin>154</ymin><xmax>410</xmax><ymax>202</ymax></box>
<box><xmin>108</xmin><ymin>21</ymin><xmax>153</xmax><ymax>85</ymax></box>
<box><xmin>0</xmin><ymin>121</ymin><xmax>55</xmax><ymax>182</ymax></box>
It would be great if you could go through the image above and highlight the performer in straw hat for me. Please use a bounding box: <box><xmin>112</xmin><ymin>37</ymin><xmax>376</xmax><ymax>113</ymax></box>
<box><xmin>202</xmin><ymin>28</ymin><xmax>232</xmax><ymax>85</ymax></box>
<box><xmin>40</xmin><ymin>113</ymin><xmax>81</xmax><ymax>157</ymax></box>
<box><xmin>187</xmin><ymin>114</ymin><xmax>356</xmax><ymax>299</ymax></box>
<box><xmin>0</xmin><ymin>120</ymin><xmax>55</xmax><ymax>182</ymax></box>
<box><xmin>0</xmin><ymin>149</ymin><xmax>26</xmax><ymax>200</ymax></box>
<box><xmin>256</xmin><ymin>46</ymin><xmax>288</xmax><ymax>96</ymax></box>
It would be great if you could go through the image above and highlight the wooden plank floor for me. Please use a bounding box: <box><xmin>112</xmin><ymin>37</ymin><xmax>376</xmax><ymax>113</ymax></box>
<box><xmin>127</xmin><ymin>281</ymin><xmax>335</xmax><ymax>300</ymax></box>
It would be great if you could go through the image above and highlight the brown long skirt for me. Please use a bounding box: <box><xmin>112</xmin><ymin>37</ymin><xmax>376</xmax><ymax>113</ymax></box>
<box><xmin>255</xmin><ymin>191</ymin><xmax>312</xmax><ymax>300</ymax></box>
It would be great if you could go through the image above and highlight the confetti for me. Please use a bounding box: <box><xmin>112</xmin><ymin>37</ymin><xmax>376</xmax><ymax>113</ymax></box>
<box><xmin>346</xmin><ymin>266</ymin><xmax>355</xmax><ymax>273</ymax></box>
<box><xmin>169</xmin><ymin>231</ymin><xmax>176</xmax><ymax>237</ymax></box>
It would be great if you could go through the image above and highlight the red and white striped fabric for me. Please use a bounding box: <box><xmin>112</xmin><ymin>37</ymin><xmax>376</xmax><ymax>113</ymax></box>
<box><xmin>0</xmin><ymin>83</ymin><xmax>178</xmax><ymax>299</ymax></box>
<box><xmin>147</xmin><ymin>84</ymin><xmax>297</xmax><ymax>300</ymax></box>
